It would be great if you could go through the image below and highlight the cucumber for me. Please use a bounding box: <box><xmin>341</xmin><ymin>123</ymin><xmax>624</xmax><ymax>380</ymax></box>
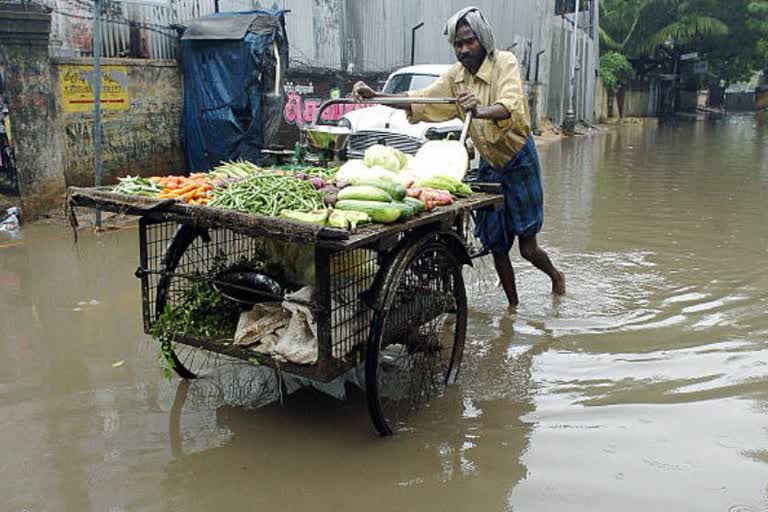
<box><xmin>335</xmin><ymin>200</ymin><xmax>402</xmax><ymax>224</ymax></box>
<box><xmin>403</xmin><ymin>197</ymin><xmax>425</xmax><ymax>213</ymax></box>
<box><xmin>388</xmin><ymin>201</ymin><xmax>415</xmax><ymax>221</ymax></box>
<box><xmin>337</xmin><ymin>185</ymin><xmax>393</xmax><ymax>203</ymax></box>
<box><xmin>348</xmin><ymin>177</ymin><xmax>406</xmax><ymax>201</ymax></box>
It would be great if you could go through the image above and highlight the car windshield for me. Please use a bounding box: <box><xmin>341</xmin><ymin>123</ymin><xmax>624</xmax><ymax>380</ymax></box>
<box><xmin>382</xmin><ymin>73</ymin><xmax>439</xmax><ymax>94</ymax></box>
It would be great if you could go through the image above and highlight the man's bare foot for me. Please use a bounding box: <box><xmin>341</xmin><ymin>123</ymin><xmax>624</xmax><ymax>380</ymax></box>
<box><xmin>552</xmin><ymin>271</ymin><xmax>566</xmax><ymax>295</ymax></box>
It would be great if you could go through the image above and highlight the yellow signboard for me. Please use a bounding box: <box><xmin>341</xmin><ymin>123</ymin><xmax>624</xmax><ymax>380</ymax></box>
<box><xmin>60</xmin><ymin>65</ymin><xmax>130</xmax><ymax>113</ymax></box>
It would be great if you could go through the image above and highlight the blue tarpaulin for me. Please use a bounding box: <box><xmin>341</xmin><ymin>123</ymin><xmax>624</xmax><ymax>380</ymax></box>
<box><xmin>181</xmin><ymin>10</ymin><xmax>288</xmax><ymax>171</ymax></box>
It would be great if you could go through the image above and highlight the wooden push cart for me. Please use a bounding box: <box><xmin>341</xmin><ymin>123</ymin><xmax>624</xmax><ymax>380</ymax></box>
<box><xmin>67</xmin><ymin>183</ymin><xmax>501</xmax><ymax>436</ymax></box>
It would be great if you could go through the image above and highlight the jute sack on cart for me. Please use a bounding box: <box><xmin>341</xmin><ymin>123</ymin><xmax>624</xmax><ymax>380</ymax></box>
<box><xmin>234</xmin><ymin>286</ymin><xmax>318</xmax><ymax>365</ymax></box>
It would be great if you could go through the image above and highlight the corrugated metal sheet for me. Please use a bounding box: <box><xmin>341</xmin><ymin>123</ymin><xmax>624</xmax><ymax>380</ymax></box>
<box><xmin>342</xmin><ymin>0</ymin><xmax>557</xmax><ymax>73</ymax></box>
<box><xmin>173</xmin><ymin>0</ymin><xmax>256</xmax><ymax>24</ymax></box>
<box><xmin>544</xmin><ymin>12</ymin><xmax>598</xmax><ymax>123</ymax></box>
<box><xmin>47</xmin><ymin>0</ymin><xmax>178</xmax><ymax>59</ymax></box>
<box><xmin>42</xmin><ymin>0</ymin><xmax>599</xmax><ymax>122</ymax></box>
<box><xmin>270</xmin><ymin>0</ymin><xmax>342</xmax><ymax>70</ymax></box>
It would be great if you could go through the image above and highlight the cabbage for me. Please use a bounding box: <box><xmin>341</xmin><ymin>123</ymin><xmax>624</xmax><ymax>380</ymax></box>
<box><xmin>336</xmin><ymin>159</ymin><xmax>399</xmax><ymax>184</ymax></box>
<box><xmin>363</xmin><ymin>144</ymin><xmax>404</xmax><ymax>172</ymax></box>
<box><xmin>363</xmin><ymin>165</ymin><xmax>400</xmax><ymax>183</ymax></box>
<box><xmin>336</xmin><ymin>159</ymin><xmax>369</xmax><ymax>183</ymax></box>
<box><xmin>396</xmin><ymin>150</ymin><xmax>409</xmax><ymax>170</ymax></box>
<box><xmin>413</xmin><ymin>140</ymin><xmax>469</xmax><ymax>181</ymax></box>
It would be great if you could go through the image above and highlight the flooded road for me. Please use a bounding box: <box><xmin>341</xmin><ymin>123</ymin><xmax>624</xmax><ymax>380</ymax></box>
<box><xmin>2</xmin><ymin>116</ymin><xmax>767</xmax><ymax>511</ymax></box>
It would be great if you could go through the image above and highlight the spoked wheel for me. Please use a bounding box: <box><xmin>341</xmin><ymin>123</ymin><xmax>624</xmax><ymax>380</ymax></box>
<box><xmin>365</xmin><ymin>236</ymin><xmax>468</xmax><ymax>436</ymax></box>
<box><xmin>154</xmin><ymin>224</ymin><xmax>254</xmax><ymax>379</ymax></box>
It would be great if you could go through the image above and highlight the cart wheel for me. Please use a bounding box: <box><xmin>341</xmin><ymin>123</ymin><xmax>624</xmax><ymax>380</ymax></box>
<box><xmin>365</xmin><ymin>237</ymin><xmax>467</xmax><ymax>436</ymax></box>
<box><xmin>154</xmin><ymin>224</ymin><xmax>245</xmax><ymax>379</ymax></box>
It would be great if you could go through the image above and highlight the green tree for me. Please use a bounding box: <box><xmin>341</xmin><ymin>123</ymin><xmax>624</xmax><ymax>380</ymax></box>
<box><xmin>600</xmin><ymin>0</ymin><xmax>768</xmax><ymax>90</ymax></box>
<box><xmin>600</xmin><ymin>0</ymin><xmax>729</xmax><ymax>58</ymax></box>
<box><xmin>600</xmin><ymin>52</ymin><xmax>635</xmax><ymax>94</ymax></box>
<box><xmin>701</xmin><ymin>0</ymin><xmax>768</xmax><ymax>87</ymax></box>
<box><xmin>600</xmin><ymin>51</ymin><xmax>635</xmax><ymax>117</ymax></box>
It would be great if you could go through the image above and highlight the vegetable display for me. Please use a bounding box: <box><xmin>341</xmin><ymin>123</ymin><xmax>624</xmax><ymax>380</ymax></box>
<box><xmin>110</xmin><ymin>156</ymin><xmax>475</xmax><ymax>230</ymax></box>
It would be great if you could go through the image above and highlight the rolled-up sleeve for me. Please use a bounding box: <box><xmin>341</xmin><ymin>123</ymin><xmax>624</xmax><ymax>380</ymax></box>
<box><xmin>405</xmin><ymin>71</ymin><xmax>459</xmax><ymax>124</ymax></box>
<box><xmin>493</xmin><ymin>55</ymin><xmax>530</xmax><ymax>133</ymax></box>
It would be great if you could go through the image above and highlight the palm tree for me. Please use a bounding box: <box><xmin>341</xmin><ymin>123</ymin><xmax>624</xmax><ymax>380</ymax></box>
<box><xmin>600</xmin><ymin>0</ymin><xmax>729</xmax><ymax>58</ymax></box>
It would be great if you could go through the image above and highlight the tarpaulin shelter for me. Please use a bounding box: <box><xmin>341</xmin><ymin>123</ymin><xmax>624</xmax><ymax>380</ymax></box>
<box><xmin>181</xmin><ymin>10</ymin><xmax>288</xmax><ymax>171</ymax></box>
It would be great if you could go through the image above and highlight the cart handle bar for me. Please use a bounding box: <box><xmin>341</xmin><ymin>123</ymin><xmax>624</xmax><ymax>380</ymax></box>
<box><xmin>311</xmin><ymin>97</ymin><xmax>457</xmax><ymax>126</ymax></box>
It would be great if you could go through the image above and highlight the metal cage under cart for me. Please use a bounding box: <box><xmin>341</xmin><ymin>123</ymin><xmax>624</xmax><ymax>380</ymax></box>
<box><xmin>68</xmin><ymin>187</ymin><xmax>502</xmax><ymax>436</ymax></box>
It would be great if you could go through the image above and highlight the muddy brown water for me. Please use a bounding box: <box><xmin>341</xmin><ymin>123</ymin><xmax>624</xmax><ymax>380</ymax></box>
<box><xmin>2</xmin><ymin>116</ymin><xmax>767</xmax><ymax>511</ymax></box>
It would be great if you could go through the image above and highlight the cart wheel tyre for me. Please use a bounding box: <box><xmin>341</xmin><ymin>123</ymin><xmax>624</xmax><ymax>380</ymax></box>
<box><xmin>365</xmin><ymin>237</ymin><xmax>467</xmax><ymax>436</ymax></box>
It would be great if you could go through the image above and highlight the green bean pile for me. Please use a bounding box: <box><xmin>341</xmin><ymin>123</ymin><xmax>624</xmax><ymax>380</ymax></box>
<box><xmin>208</xmin><ymin>174</ymin><xmax>324</xmax><ymax>216</ymax></box>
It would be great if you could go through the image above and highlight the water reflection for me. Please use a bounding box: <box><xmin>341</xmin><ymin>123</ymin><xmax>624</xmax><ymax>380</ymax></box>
<box><xmin>2</xmin><ymin>116</ymin><xmax>768</xmax><ymax>512</ymax></box>
<box><xmin>159</xmin><ymin>310</ymin><xmax>537</xmax><ymax>512</ymax></box>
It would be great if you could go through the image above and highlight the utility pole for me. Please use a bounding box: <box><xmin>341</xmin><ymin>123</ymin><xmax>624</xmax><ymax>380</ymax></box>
<box><xmin>93</xmin><ymin>0</ymin><xmax>103</xmax><ymax>226</ymax></box>
<box><xmin>562</xmin><ymin>0</ymin><xmax>580</xmax><ymax>136</ymax></box>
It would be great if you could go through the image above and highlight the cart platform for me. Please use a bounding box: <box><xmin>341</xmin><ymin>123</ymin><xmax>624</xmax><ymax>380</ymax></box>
<box><xmin>67</xmin><ymin>185</ymin><xmax>501</xmax><ymax>250</ymax></box>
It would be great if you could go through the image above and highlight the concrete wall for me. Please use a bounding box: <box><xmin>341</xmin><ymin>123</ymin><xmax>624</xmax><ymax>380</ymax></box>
<box><xmin>0</xmin><ymin>4</ymin><xmax>65</xmax><ymax>216</ymax></box>
<box><xmin>594</xmin><ymin>76</ymin><xmax>609</xmax><ymax>121</ymax></box>
<box><xmin>50</xmin><ymin>57</ymin><xmax>184</xmax><ymax>187</ymax></box>
<box><xmin>677</xmin><ymin>89</ymin><xmax>708</xmax><ymax>113</ymax></box>
<box><xmin>625</xmin><ymin>90</ymin><xmax>652</xmax><ymax>116</ymax></box>
<box><xmin>725</xmin><ymin>91</ymin><xmax>756</xmax><ymax>111</ymax></box>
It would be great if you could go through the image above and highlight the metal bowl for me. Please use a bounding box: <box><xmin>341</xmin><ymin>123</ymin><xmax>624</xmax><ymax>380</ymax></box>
<box><xmin>302</xmin><ymin>125</ymin><xmax>351</xmax><ymax>151</ymax></box>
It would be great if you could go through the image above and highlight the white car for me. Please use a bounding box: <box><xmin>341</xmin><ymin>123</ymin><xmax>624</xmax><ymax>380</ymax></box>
<box><xmin>340</xmin><ymin>65</ymin><xmax>468</xmax><ymax>159</ymax></box>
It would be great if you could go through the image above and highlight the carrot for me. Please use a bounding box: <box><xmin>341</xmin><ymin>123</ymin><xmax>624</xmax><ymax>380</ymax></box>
<box><xmin>170</xmin><ymin>184</ymin><xmax>197</xmax><ymax>196</ymax></box>
<box><xmin>180</xmin><ymin>189</ymin><xmax>199</xmax><ymax>200</ymax></box>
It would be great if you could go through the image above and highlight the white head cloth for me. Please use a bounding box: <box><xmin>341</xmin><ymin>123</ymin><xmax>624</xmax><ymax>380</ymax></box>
<box><xmin>444</xmin><ymin>6</ymin><xmax>496</xmax><ymax>58</ymax></box>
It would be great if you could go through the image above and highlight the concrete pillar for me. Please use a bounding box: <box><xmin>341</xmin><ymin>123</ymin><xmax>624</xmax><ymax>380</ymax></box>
<box><xmin>0</xmin><ymin>4</ymin><xmax>65</xmax><ymax>219</ymax></box>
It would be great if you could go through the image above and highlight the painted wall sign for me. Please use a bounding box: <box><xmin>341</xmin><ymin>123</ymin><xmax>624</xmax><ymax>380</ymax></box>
<box><xmin>275</xmin><ymin>72</ymin><xmax>388</xmax><ymax>148</ymax></box>
<box><xmin>282</xmin><ymin>82</ymin><xmax>372</xmax><ymax>127</ymax></box>
<box><xmin>60</xmin><ymin>65</ymin><xmax>130</xmax><ymax>113</ymax></box>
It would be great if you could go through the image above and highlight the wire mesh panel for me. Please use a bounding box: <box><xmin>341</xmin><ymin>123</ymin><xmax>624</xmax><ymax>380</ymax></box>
<box><xmin>139</xmin><ymin>219</ymin><xmax>383</xmax><ymax>378</ymax></box>
<box><xmin>140</xmin><ymin>219</ymin><xmax>178</xmax><ymax>328</ymax></box>
<box><xmin>328</xmin><ymin>248</ymin><xmax>379</xmax><ymax>361</ymax></box>
<box><xmin>139</xmin><ymin>219</ymin><xmax>271</xmax><ymax>329</ymax></box>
